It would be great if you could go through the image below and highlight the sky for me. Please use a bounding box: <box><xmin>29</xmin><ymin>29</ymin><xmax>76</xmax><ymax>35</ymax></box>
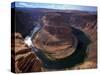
<box><xmin>11</xmin><ymin>1</ymin><xmax>97</xmax><ymax>12</ymax></box>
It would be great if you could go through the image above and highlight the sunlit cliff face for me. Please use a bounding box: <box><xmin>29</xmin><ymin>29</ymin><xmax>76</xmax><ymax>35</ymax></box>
<box><xmin>33</xmin><ymin>13</ymin><xmax>78</xmax><ymax>60</ymax></box>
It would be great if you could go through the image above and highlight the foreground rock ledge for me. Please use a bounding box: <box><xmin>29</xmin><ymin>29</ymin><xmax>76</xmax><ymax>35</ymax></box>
<box><xmin>11</xmin><ymin>32</ymin><xmax>43</xmax><ymax>73</ymax></box>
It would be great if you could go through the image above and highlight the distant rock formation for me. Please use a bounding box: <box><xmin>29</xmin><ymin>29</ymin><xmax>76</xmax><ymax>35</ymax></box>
<box><xmin>33</xmin><ymin>13</ymin><xmax>78</xmax><ymax>60</ymax></box>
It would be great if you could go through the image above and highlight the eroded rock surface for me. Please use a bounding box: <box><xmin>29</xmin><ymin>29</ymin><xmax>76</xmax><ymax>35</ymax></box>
<box><xmin>11</xmin><ymin>32</ymin><xmax>43</xmax><ymax>73</ymax></box>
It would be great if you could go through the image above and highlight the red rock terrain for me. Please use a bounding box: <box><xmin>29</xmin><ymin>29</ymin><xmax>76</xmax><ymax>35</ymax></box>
<box><xmin>70</xmin><ymin>14</ymin><xmax>97</xmax><ymax>69</ymax></box>
<box><xmin>11</xmin><ymin>33</ymin><xmax>43</xmax><ymax>73</ymax></box>
<box><xmin>12</xmin><ymin>10</ymin><xmax>97</xmax><ymax>71</ymax></box>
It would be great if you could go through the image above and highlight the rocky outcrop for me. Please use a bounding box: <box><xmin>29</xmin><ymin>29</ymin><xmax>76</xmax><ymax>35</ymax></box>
<box><xmin>33</xmin><ymin>13</ymin><xmax>78</xmax><ymax>60</ymax></box>
<box><xmin>11</xmin><ymin>32</ymin><xmax>43</xmax><ymax>73</ymax></box>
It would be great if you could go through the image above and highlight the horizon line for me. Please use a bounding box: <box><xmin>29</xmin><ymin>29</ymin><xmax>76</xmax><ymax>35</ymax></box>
<box><xmin>11</xmin><ymin>1</ymin><xmax>97</xmax><ymax>12</ymax></box>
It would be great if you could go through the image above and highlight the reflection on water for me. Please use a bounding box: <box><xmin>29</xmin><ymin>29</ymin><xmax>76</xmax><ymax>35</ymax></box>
<box><xmin>31</xmin><ymin>27</ymin><xmax>91</xmax><ymax>70</ymax></box>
